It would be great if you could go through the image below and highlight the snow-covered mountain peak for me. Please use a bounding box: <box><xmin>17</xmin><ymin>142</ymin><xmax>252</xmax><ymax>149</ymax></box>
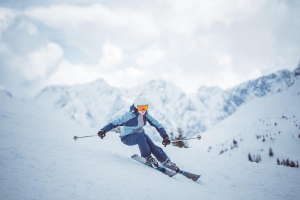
<box><xmin>195</xmin><ymin>86</ymin><xmax>228</xmax><ymax>109</ymax></box>
<box><xmin>145</xmin><ymin>79</ymin><xmax>170</xmax><ymax>88</ymax></box>
<box><xmin>137</xmin><ymin>79</ymin><xmax>184</xmax><ymax>95</ymax></box>
<box><xmin>38</xmin><ymin>78</ymin><xmax>112</xmax><ymax>94</ymax></box>
<box><xmin>227</xmin><ymin>67</ymin><xmax>297</xmax><ymax>103</ymax></box>
<box><xmin>126</xmin><ymin>79</ymin><xmax>186</xmax><ymax>109</ymax></box>
<box><xmin>79</xmin><ymin>78</ymin><xmax>112</xmax><ymax>89</ymax></box>
<box><xmin>197</xmin><ymin>85</ymin><xmax>224</xmax><ymax>95</ymax></box>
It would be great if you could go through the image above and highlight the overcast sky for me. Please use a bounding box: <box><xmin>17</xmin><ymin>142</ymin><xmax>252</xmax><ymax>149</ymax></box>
<box><xmin>0</xmin><ymin>0</ymin><xmax>299</xmax><ymax>98</ymax></box>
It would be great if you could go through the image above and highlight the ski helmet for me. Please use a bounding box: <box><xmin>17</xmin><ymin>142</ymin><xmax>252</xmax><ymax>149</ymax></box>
<box><xmin>134</xmin><ymin>96</ymin><xmax>149</xmax><ymax>108</ymax></box>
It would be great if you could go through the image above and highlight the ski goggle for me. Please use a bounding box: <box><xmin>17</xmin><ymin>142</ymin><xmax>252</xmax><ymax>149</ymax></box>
<box><xmin>137</xmin><ymin>105</ymin><xmax>148</xmax><ymax>111</ymax></box>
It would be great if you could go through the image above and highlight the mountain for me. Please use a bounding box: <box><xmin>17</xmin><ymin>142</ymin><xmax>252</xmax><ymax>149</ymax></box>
<box><xmin>35</xmin><ymin>79</ymin><xmax>128</xmax><ymax>128</ymax></box>
<box><xmin>35</xmin><ymin>65</ymin><xmax>300</xmax><ymax>140</ymax></box>
<box><xmin>1</xmin><ymin>90</ymin><xmax>299</xmax><ymax>200</ymax></box>
<box><xmin>190</xmin><ymin>77</ymin><xmax>300</xmax><ymax>166</ymax></box>
<box><xmin>228</xmin><ymin>69</ymin><xmax>296</xmax><ymax>103</ymax></box>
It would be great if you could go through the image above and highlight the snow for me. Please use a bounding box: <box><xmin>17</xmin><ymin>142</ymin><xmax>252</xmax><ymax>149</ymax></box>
<box><xmin>190</xmin><ymin>78</ymin><xmax>300</xmax><ymax>166</ymax></box>
<box><xmin>1</xmin><ymin>89</ymin><xmax>300</xmax><ymax>200</ymax></box>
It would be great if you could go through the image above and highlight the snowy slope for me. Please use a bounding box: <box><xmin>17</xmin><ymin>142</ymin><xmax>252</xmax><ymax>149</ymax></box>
<box><xmin>190</xmin><ymin>77</ymin><xmax>300</xmax><ymax>166</ymax></box>
<box><xmin>35</xmin><ymin>65</ymin><xmax>300</xmax><ymax>140</ymax></box>
<box><xmin>1</xmin><ymin>90</ymin><xmax>300</xmax><ymax>200</ymax></box>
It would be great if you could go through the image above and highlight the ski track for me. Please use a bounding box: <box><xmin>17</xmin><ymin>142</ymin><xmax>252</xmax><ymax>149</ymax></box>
<box><xmin>1</xmin><ymin>93</ymin><xmax>300</xmax><ymax>200</ymax></box>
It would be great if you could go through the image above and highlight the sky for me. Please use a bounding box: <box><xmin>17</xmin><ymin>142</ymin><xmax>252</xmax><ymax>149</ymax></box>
<box><xmin>0</xmin><ymin>0</ymin><xmax>299</xmax><ymax>98</ymax></box>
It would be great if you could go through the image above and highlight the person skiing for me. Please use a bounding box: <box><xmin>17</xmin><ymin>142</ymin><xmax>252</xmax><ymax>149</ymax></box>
<box><xmin>97</xmin><ymin>95</ymin><xmax>180</xmax><ymax>173</ymax></box>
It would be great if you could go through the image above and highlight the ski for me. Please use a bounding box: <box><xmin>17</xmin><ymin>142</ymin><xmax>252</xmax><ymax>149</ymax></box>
<box><xmin>131</xmin><ymin>154</ymin><xmax>201</xmax><ymax>181</ymax></box>
<box><xmin>179</xmin><ymin>170</ymin><xmax>201</xmax><ymax>182</ymax></box>
<box><xmin>131</xmin><ymin>154</ymin><xmax>177</xmax><ymax>177</ymax></box>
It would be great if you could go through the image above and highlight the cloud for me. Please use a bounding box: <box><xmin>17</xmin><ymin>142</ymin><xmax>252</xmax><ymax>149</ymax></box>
<box><xmin>99</xmin><ymin>40</ymin><xmax>123</xmax><ymax>68</ymax></box>
<box><xmin>0</xmin><ymin>0</ymin><xmax>299</xmax><ymax>98</ymax></box>
<box><xmin>46</xmin><ymin>60</ymin><xmax>99</xmax><ymax>86</ymax></box>
<box><xmin>102</xmin><ymin>67</ymin><xmax>147</xmax><ymax>88</ymax></box>
<box><xmin>0</xmin><ymin>14</ymin><xmax>63</xmax><ymax>81</ymax></box>
<box><xmin>46</xmin><ymin>60</ymin><xmax>146</xmax><ymax>90</ymax></box>
<box><xmin>22</xmin><ymin>3</ymin><xmax>160</xmax><ymax>62</ymax></box>
<box><xmin>159</xmin><ymin>0</ymin><xmax>266</xmax><ymax>35</ymax></box>
<box><xmin>17</xmin><ymin>42</ymin><xmax>63</xmax><ymax>80</ymax></box>
<box><xmin>0</xmin><ymin>12</ymin><xmax>64</xmax><ymax>97</ymax></box>
<box><xmin>0</xmin><ymin>8</ymin><xmax>17</xmax><ymax>54</ymax></box>
<box><xmin>1</xmin><ymin>16</ymin><xmax>48</xmax><ymax>55</ymax></box>
<box><xmin>24</xmin><ymin>4</ymin><xmax>159</xmax><ymax>38</ymax></box>
<box><xmin>135</xmin><ymin>45</ymin><xmax>165</xmax><ymax>67</ymax></box>
<box><xmin>0</xmin><ymin>7</ymin><xmax>16</xmax><ymax>32</ymax></box>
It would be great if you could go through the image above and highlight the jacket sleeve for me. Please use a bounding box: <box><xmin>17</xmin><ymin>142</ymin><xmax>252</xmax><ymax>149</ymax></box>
<box><xmin>101</xmin><ymin>112</ymin><xmax>133</xmax><ymax>133</ymax></box>
<box><xmin>146</xmin><ymin>113</ymin><xmax>168</xmax><ymax>138</ymax></box>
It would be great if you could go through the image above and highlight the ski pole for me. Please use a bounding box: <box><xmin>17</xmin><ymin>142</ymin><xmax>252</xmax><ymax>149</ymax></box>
<box><xmin>73</xmin><ymin>135</ymin><xmax>97</xmax><ymax>141</ymax></box>
<box><xmin>171</xmin><ymin>135</ymin><xmax>201</xmax><ymax>143</ymax></box>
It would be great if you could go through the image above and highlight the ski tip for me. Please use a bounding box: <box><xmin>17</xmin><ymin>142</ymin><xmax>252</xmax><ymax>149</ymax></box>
<box><xmin>193</xmin><ymin>175</ymin><xmax>201</xmax><ymax>182</ymax></box>
<box><xmin>180</xmin><ymin>171</ymin><xmax>201</xmax><ymax>182</ymax></box>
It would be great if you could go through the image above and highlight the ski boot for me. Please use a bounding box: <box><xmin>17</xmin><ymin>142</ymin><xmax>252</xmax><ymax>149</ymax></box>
<box><xmin>162</xmin><ymin>158</ymin><xmax>181</xmax><ymax>173</ymax></box>
<box><xmin>145</xmin><ymin>155</ymin><xmax>159</xmax><ymax>167</ymax></box>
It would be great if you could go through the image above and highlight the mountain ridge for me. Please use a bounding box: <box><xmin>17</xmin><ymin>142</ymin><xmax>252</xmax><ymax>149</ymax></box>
<box><xmin>35</xmin><ymin>64</ymin><xmax>300</xmax><ymax>139</ymax></box>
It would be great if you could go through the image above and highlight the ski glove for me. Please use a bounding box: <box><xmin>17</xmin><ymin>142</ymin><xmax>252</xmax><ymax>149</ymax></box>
<box><xmin>98</xmin><ymin>130</ymin><xmax>106</xmax><ymax>139</ymax></box>
<box><xmin>162</xmin><ymin>136</ymin><xmax>171</xmax><ymax>147</ymax></box>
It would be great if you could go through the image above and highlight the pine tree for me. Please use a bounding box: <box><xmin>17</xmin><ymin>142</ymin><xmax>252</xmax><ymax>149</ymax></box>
<box><xmin>248</xmin><ymin>153</ymin><xmax>253</xmax><ymax>162</ymax></box>
<box><xmin>282</xmin><ymin>159</ymin><xmax>286</xmax><ymax>166</ymax></box>
<box><xmin>170</xmin><ymin>128</ymin><xmax>188</xmax><ymax>148</ymax></box>
<box><xmin>249</xmin><ymin>154</ymin><xmax>261</xmax><ymax>163</ymax></box>
<box><xmin>257</xmin><ymin>154</ymin><xmax>261</xmax><ymax>163</ymax></box>
<box><xmin>269</xmin><ymin>148</ymin><xmax>274</xmax><ymax>157</ymax></box>
<box><xmin>286</xmin><ymin>158</ymin><xmax>290</xmax><ymax>166</ymax></box>
<box><xmin>233</xmin><ymin>139</ymin><xmax>238</xmax><ymax>147</ymax></box>
<box><xmin>290</xmin><ymin>161</ymin><xmax>295</xmax><ymax>167</ymax></box>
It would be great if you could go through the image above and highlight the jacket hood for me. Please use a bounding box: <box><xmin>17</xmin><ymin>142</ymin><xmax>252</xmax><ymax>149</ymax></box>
<box><xmin>129</xmin><ymin>104</ymin><xmax>137</xmax><ymax>112</ymax></box>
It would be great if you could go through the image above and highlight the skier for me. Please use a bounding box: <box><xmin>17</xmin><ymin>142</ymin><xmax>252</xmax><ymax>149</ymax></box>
<box><xmin>97</xmin><ymin>96</ymin><xmax>180</xmax><ymax>173</ymax></box>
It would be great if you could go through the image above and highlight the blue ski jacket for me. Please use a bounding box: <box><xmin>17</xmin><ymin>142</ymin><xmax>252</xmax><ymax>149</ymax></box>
<box><xmin>101</xmin><ymin>104</ymin><xmax>168</xmax><ymax>138</ymax></box>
